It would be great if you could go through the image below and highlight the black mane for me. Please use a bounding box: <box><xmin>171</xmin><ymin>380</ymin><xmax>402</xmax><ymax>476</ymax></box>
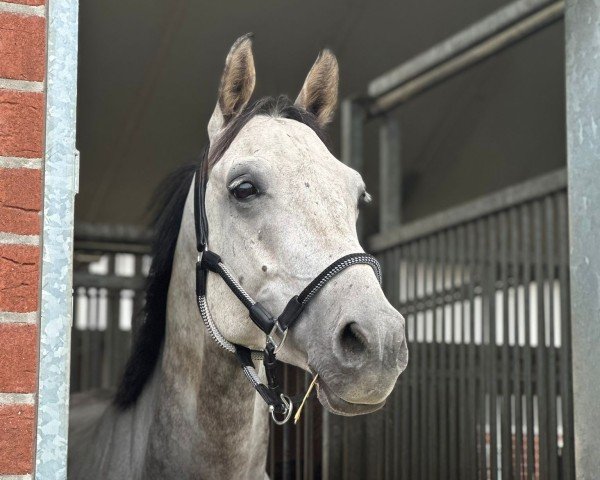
<box><xmin>112</xmin><ymin>161</ymin><xmax>197</xmax><ymax>407</ymax></box>
<box><xmin>114</xmin><ymin>96</ymin><xmax>325</xmax><ymax>408</ymax></box>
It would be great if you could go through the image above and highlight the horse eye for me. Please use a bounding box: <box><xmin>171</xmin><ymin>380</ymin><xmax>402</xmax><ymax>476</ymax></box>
<box><xmin>231</xmin><ymin>181</ymin><xmax>258</xmax><ymax>200</ymax></box>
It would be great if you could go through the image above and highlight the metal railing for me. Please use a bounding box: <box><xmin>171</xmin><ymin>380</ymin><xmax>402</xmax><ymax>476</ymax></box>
<box><xmin>71</xmin><ymin>223</ymin><xmax>150</xmax><ymax>392</ymax></box>
<box><xmin>335</xmin><ymin>0</ymin><xmax>572</xmax><ymax>477</ymax></box>
<box><xmin>367</xmin><ymin>0</ymin><xmax>564</xmax><ymax>116</ymax></box>
<box><xmin>325</xmin><ymin>170</ymin><xmax>574</xmax><ymax>479</ymax></box>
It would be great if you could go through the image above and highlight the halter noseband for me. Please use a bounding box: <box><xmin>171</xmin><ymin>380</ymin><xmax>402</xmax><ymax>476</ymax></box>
<box><xmin>193</xmin><ymin>164</ymin><xmax>381</xmax><ymax>425</ymax></box>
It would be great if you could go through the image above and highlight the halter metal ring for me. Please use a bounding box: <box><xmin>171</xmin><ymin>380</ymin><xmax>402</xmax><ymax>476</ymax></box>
<box><xmin>197</xmin><ymin>245</ymin><xmax>208</xmax><ymax>262</ymax></box>
<box><xmin>267</xmin><ymin>321</ymin><xmax>289</xmax><ymax>354</ymax></box>
<box><xmin>269</xmin><ymin>394</ymin><xmax>293</xmax><ymax>425</ymax></box>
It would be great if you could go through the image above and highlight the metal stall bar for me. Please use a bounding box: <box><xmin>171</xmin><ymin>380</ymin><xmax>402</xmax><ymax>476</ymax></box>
<box><xmin>369</xmin><ymin>169</ymin><xmax>566</xmax><ymax>253</ymax></box>
<box><xmin>378</xmin><ymin>116</ymin><xmax>402</xmax><ymax>231</ymax></box>
<box><xmin>565</xmin><ymin>0</ymin><xmax>600</xmax><ymax>477</ymax></box>
<box><xmin>557</xmin><ymin>192</ymin><xmax>574</xmax><ymax>479</ymax></box>
<box><xmin>545</xmin><ymin>194</ymin><xmax>559</xmax><ymax>480</ymax></box>
<box><xmin>476</xmin><ymin>219</ymin><xmax>488</xmax><ymax>479</ymax></box>
<box><xmin>466</xmin><ymin>222</ymin><xmax>477</xmax><ymax>480</ymax></box>
<box><xmin>363</xmin><ymin>169</ymin><xmax>568</xmax><ymax>479</ymax></box>
<box><xmin>367</xmin><ymin>0</ymin><xmax>564</xmax><ymax>116</ymax></box>
<box><xmin>399</xmin><ymin>244</ymin><xmax>411</xmax><ymax>480</ymax></box>
<box><xmin>510</xmin><ymin>206</ymin><xmax>524</xmax><ymax>478</ymax></box>
<box><xmin>427</xmin><ymin>235</ymin><xmax>439</xmax><ymax>480</ymax></box>
<box><xmin>448</xmin><ymin>229</ymin><xmax>458</xmax><ymax>480</ymax></box>
<box><xmin>533</xmin><ymin>200</ymin><xmax>548</xmax><ymax>478</ymax></box>
<box><xmin>340</xmin><ymin>98</ymin><xmax>368</xmax><ymax>239</ymax></box>
<box><xmin>521</xmin><ymin>203</ymin><xmax>535</xmax><ymax>479</ymax></box>
<box><xmin>369</xmin><ymin>0</ymin><xmax>557</xmax><ymax>98</ymax></box>
<box><xmin>499</xmin><ymin>211</ymin><xmax>513</xmax><ymax>480</ymax></box>
<box><xmin>74</xmin><ymin>222</ymin><xmax>153</xmax><ymax>254</ymax></box>
<box><xmin>390</xmin><ymin>247</ymin><xmax>402</xmax><ymax>480</ymax></box>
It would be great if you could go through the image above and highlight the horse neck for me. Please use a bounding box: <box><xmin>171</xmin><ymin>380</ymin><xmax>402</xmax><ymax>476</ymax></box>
<box><xmin>142</xmin><ymin>187</ymin><xmax>270</xmax><ymax>479</ymax></box>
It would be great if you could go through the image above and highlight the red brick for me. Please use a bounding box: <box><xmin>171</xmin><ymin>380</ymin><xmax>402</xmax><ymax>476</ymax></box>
<box><xmin>0</xmin><ymin>245</ymin><xmax>39</xmax><ymax>312</ymax></box>
<box><xmin>0</xmin><ymin>13</ymin><xmax>45</xmax><ymax>81</ymax></box>
<box><xmin>0</xmin><ymin>168</ymin><xmax>41</xmax><ymax>235</ymax></box>
<box><xmin>0</xmin><ymin>404</ymin><xmax>35</xmax><ymax>474</ymax></box>
<box><xmin>0</xmin><ymin>324</ymin><xmax>37</xmax><ymax>393</ymax></box>
<box><xmin>3</xmin><ymin>0</ymin><xmax>44</xmax><ymax>5</ymax></box>
<box><xmin>0</xmin><ymin>90</ymin><xmax>44</xmax><ymax>158</ymax></box>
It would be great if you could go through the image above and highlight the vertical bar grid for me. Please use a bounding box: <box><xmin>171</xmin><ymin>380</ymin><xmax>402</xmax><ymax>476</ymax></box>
<box><xmin>533</xmin><ymin>200</ymin><xmax>548</xmax><ymax>479</ymax></box>
<box><xmin>439</xmin><ymin>231</ymin><xmax>448</xmax><ymax>480</ymax></box>
<box><xmin>545</xmin><ymin>196</ymin><xmax>558</xmax><ymax>480</ymax></box>
<box><xmin>499</xmin><ymin>211</ymin><xmax>513</xmax><ymax>480</ymax></box>
<box><xmin>391</xmin><ymin>247</ymin><xmax>402</xmax><ymax>480</ymax></box>
<box><xmin>466</xmin><ymin>223</ymin><xmax>477</xmax><ymax>480</ymax></box>
<box><xmin>511</xmin><ymin>207</ymin><xmax>524</xmax><ymax>479</ymax></box>
<box><xmin>428</xmin><ymin>235</ymin><xmax>439</xmax><ymax>480</ymax></box>
<box><xmin>409</xmin><ymin>241</ymin><xmax>420</xmax><ymax>479</ymax></box>
<box><xmin>522</xmin><ymin>203</ymin><xmax>536</xmax><ymax>479</ymax></box>
<box><xmin>488</xmin><ymin>215</ymin><xmax>498</xmax><ymax>480</ymax></box>
<box><xmin>418</xmin><ymin>239</ymin><xmax>428</xmax><ymax>480</ymax></box>
<box><xmin>400</xmin><ymin>244</ymin><xmax>411</xmax><ymax>480</ymax></box>
<box><xmin>477</xmin><ymin>219</ymin><xmax>487</xmax><ymax>479</ymax></box>
<box><xmin>457</xmin><ymin>226</ymin><xmax>468</xmax><ymax>479</ymax></box>
<box><xmin>448</xmin><ymin>229</ymin><xmax>457</xmax><ymax>480</ymax></box>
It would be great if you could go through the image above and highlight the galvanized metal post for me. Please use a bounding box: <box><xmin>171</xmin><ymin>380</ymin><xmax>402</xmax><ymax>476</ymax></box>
<box><xmin>565</xmin><ymin>1</ymin><xmax>600</xmax><ymax>478</ymax></box>
<box><xmin>340</xmin><ymin>97</ymin><xmax>366</xmax><ymax>239</ymax></box>
<box><xmin>379</xmin><ymin>115</ymin><xmax>402</xmax><ymax>230</ymax></box>
<box><xmin>35</xmin><ymin>0</ymin><xmax>79</xmax><ymax>477</ymax></box>
<box><xmin>341</xmin><ymin>97</ymin><xmax>366</xmax><ymax>172</ymax></box>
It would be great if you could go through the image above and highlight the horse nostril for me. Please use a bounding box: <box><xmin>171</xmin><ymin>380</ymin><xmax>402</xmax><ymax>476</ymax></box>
<box><xmin>339</xmin><ymin>322</ymin><xmax>368</xmax><ymax>357</ymax></box>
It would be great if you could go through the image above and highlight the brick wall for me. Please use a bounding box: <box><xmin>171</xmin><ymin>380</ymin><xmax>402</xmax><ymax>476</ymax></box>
<box><xmin>0</xmin><ymin>0</ymin><xmax>46</xmax><ymax>478</ymax></box>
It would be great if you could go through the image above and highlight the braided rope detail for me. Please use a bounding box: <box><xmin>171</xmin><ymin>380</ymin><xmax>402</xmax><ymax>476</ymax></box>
<box><xmin>218</xmin><ymin>262</ymin><xmax>256</xmax><ymax>305</ymax></box>
<box><xmin>300</xmin><ymin>255</ymin><xmax>382</xmax><ymax>305</ymax></box>
<box><xmin>242</xmin><ymin>365</ymin><xmax>262</xmax><ymax>387</ymax></box>
<box><xmin>198</xmin><ymin>295</ymin><xmax>263</xmax><ymax>361</ymax></box>
<box><xmin>198</xmin><ymin>295</ymin><xmax>236</xmax><ymax>353</ymax></box>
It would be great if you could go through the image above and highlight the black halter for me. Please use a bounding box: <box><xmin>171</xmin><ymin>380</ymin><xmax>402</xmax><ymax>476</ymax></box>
<box><xmin>193</xmin><ymin>164</ymin><xmax>381</xmax><ymax>424</ymax></box>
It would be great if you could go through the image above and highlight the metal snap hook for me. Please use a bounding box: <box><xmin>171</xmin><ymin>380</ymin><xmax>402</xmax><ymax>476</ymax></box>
<box><xmin>269</xmin><ymin>394</ymin><xmax>293</xmax><ymax>425</ymax></box>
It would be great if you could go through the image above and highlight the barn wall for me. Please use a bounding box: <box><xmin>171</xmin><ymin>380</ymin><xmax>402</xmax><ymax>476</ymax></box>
<box><xmin>0</xmin><ymin>0</ymin><xmax>46</xmax><ymax>477</ymax></box>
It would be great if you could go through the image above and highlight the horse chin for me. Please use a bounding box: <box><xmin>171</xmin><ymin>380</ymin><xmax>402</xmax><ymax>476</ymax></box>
<box><xmin>314</xmin><ymin>378</ymin><xmax>386</xmax><ymax>417</ymax></box>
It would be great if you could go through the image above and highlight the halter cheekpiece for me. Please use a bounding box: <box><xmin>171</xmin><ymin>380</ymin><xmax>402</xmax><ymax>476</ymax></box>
<box><xmin>193</xmin><ymin>163</ymin><xmax>381</xmax><ymax>425</ymax></box>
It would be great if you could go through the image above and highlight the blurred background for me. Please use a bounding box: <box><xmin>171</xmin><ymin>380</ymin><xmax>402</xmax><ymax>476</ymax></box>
<box><xmin>71</xmin><ymin>1</ymin><xmax>571</xmax><ymax>479</ymax></box>
<box><xmin>75</xmin><ymin>0</ymin><xmax>564</xmax><ymax>232</ymax></box>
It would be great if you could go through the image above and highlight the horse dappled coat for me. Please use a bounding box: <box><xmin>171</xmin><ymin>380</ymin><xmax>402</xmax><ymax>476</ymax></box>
<box><xmin>68</xmin><ymin>34</ymin><xmax>408</xmax><ymax>479</ymax></box>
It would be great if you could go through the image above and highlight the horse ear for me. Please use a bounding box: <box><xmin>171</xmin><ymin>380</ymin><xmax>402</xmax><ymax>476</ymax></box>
<box><xmin>208</xmin><ymin>33</ymin><xmax>256</xmax><ymax>142</ymax></box>
<box><xmin>295</xmin><ymin>49</ymin><xmax>339</xmax><ymax>128</ymax></box>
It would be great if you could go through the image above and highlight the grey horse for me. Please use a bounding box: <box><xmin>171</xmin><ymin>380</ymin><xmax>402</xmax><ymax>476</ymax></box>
<box><xmin>68</xmin><ymin>34</ymin><xmax>408</xmax><ymax>479</ymax></box>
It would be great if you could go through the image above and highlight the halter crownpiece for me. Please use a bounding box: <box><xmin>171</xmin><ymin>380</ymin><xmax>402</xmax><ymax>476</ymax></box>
<box><xmin>193</xmin><ymin>166</ymin><xmax>382</xmax><ymax>424</ymax></box>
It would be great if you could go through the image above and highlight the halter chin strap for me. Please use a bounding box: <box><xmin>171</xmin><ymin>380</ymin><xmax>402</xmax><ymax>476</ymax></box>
<box><xmin>193</xmin><ymin>168</ymin><xmax>382</xmax><ymax>424</ymax></box>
